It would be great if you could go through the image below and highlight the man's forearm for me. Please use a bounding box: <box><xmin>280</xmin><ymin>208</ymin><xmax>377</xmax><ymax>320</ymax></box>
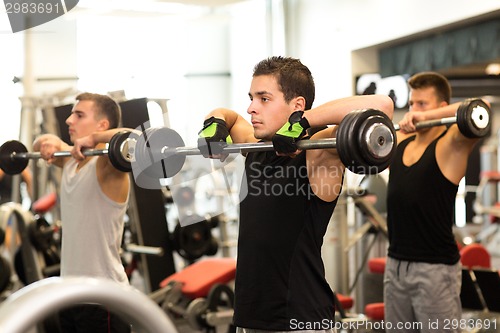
<box><xmin>303</xmin><ymin>95</ymin><xmax>394</xmax><ymax>127</ymax></box>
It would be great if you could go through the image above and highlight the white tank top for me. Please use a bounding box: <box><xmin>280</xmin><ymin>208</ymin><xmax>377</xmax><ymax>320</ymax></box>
<box><xmin>61</xmin><ymin>157</ymin><xmax>129</xmax><ymax>285</ymax></box>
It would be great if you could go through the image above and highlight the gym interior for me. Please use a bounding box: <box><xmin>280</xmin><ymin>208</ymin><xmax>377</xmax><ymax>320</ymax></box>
<box><xmin>1</xmin><ymin>0</ymin><xmax>500</xmax><ymax>332</ymax></box>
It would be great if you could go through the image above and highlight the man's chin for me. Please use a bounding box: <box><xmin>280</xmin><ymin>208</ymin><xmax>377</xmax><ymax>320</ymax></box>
<box><xmin>253</xmin><ymin>131</ymin><xmax>271</xmax><ymax>141</ymax></box>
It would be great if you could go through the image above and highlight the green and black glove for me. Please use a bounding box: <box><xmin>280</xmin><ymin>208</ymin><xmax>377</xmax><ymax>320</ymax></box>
<box><xmin>272</xmin><ymin>111</ymin><xmax>310</xmax><ymax>154</ymax></box>
<box><xmin>197</xmin><ymin>116</ymin><xmax>233</xmax><ymax>157</ymax></box>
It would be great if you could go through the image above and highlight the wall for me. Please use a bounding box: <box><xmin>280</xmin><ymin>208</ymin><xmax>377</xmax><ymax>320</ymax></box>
<box><xmin>287</xmin><ymin>0</ymin><xmax>500</xmax><ymax>104</ymax></box>
<box><xmin>0</xmin><ymin>16</ymin><xmax>78</xmax><ymax>146</ymax></box>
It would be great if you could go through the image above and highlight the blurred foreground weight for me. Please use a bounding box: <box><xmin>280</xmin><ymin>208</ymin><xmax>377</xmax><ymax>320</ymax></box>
<box><xmin>132</xmin><ymin>109</ymin><xmax>397</xmax><ymax>187</ymax></box>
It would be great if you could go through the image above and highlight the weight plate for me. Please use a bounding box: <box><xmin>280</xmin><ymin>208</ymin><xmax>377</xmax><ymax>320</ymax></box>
<box><xmin>185</xmin><ymin>298</ymin><xmax>209</xmax><ymax>330</ymax></box>
<box><xmin>172</xmin><ymin>215</ymin><xmax>213</xmax><ymax>261</ymax></box>
<box><xmin>339</xmin><ymin>110</ymin><xmax>376</xmax><ymax>174</ymax></box>
<box><xmin>357</xmin><ymin>110</ymin><xmax>396</xmax><ymax>172</ymax></box>
<box><xmin>0</xmin><ymin>141</ymin><xmax>29</xmax><ymax>175</ymax></box>
<box><xmin>347</xmin><ymin>110</ymin><xmax>375</xmax><ymax>174</ymax></box>
<box><xmin>206</xmin><ymin>284</ymin><xmax>235</xmax><ymax>311</ymax></box>
<box><xmin>338</xmin><ymin>109</ymin><xmax>396</xmax><ymax>174</ymax></box>
<box><xmin>108</xmin><ymin>130</ymin><xmax>134</xmax><ymax>172</ymax></box>
<box><xmin>336</xmin><ymin>111</ymin><xmax>360</xmax><ymax>172</ymax></box>
<box><xmin>133</xmin><ymin>127</ymin><xmax>186</xmax><ymax>187</ymax></box>
<box><xmin>457</xmin><ymin>98</ymin><xmax>491</xmax><ymax>138</ymax></box>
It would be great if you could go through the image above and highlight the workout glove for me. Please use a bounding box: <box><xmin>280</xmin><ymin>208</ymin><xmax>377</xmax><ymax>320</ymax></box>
<box><xmin>198</xmin><ymin>116</ymin><xmax>233</xmax><ymax>157</ymax></box>
<box><xmin>272</xmin><ymin>111</ymin><xmax>310</xmax><ymax>154</ymax></box>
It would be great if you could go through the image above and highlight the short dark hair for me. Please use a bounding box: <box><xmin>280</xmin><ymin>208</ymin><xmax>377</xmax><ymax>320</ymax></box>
<box><xmin>75</xmin><ymin>92</ymin><xmax>121</xmax><ymax>129</ymax></box>
<box><xmin>408</xmin><ymin>72</ymin><xmax>451</xmax><ymax>104</ymax></box>
<box><xmin>253</xmin><ymin>56</ymin><xmax>315</xmax><ymax>110</ymax></box>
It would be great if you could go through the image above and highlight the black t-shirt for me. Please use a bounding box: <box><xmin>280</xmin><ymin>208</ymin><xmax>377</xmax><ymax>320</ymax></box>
<box><xmin>234</xmin><ymin>149</ymin><xmax>339</xmax><ymax>330</ymax></box>
<box><xmin>387</xmin><ymin>131</ymin><xmax>460</xmax><ymax>264</ymax></box>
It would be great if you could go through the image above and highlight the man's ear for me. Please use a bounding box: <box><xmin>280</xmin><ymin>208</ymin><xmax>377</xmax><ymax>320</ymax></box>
<box><xmin>439</xmin><ymin>101</ymin><xmax>449</xmax><ymax>108</ymax></box>
<box><xmin>97</xmin><ymin>118</ymin><xmax>110</xmax><ymax>131</ymax></box>
<box><xmin>293</xmin><ymin>96</ymin><xmax>306</xmax><ymax>111</ymax></box>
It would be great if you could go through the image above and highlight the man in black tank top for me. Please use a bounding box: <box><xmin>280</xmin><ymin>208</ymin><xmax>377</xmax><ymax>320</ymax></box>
<box><xmin>198</xmin><ymin>56</ymin><xmax>394</xmax><ymax>332</ymax></box>
<box><xmin>385</xmin><ymin>72</ymin><xmax>490</xmax><ymax>332</ymax></box>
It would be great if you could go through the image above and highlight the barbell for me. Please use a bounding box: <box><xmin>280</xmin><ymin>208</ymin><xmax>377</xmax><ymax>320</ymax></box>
<box><xmin>0</xmin><ymin>98</ymin><xmax>489</xmax><ymax>181</ymax></box>
<box><xmin>131</xmin><ymin>109</ymin><xmax>397</xmax><ymax>184</ymax></box>
<box><xmin>0</xmin><ymin>130</ymin><xmax>134</xmax><ymax>175</ymax></box>
<box><xmin>393</xmin><ymin>98</ymin><xmax>491</xmax><ymax>138</ymax></box>
<box><xmin>131</xmin><ymin>99</ymin><xmax>490</xmax><ymax>184</ymax></box>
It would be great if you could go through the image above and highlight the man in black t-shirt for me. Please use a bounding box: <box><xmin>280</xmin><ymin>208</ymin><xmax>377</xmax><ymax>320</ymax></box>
<box><xmin>198</xmin><ymin>56</ymin><xmax>394</xmax><ymax>332</ymax></box>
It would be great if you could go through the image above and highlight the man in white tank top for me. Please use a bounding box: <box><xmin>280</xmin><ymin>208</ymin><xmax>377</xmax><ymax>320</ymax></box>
<box><xmin>34</xmin><ymin>92</ymin><xmax>133</xmax><ymax>333</ymax></box>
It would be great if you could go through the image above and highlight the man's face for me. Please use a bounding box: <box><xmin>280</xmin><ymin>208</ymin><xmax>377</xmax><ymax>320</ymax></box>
<box><xmin>65</xmin><ymin>100</ymin><xmax>104</xmax><ymax>142</ymax></box>
<box><xmin>247</xmin><ymin>74</ymin><xmax>296</xmax><ymax>140</ymax></box>
<box><xmin>408</xmin><ymin>86</ymin><xmax>445</xmax><ymax>111</ymax></box>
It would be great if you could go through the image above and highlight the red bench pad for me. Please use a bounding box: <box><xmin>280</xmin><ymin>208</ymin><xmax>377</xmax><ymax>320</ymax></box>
<box><xmin>365</xmin><ymin>302</ymin><xmax>384</xmax><ymax>321</ymax></box>
<box><xmin>160</xmin><ymin>258</ymin><xmax>236</xmax><ymax>299</ymax></box>
<box><xmin>32</xmin><ymin>192</ymin><xmax>57</xmax><ymax>214</ymax></box>
<box><xmin>368</xmin><ymin>257</ymin><xmax>386</xmax><ymax>274</ymax></box>
<box><xmin>336</xmin><ymin>293</ymin><xmax>354</xmax><ymax>310</ymax></box>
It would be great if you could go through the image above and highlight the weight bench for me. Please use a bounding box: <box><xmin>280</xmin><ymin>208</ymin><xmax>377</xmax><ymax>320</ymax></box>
<box><xmin>151</xmin><ymin>258</ymin><xmax>237</xmax><ymax>332</ymax></box>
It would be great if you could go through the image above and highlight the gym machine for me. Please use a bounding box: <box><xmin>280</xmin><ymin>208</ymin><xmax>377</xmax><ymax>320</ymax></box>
<box><xmin>0</xmin><ymin>276</ymin><xmax>178</xmax><ymax>333</ymax></box>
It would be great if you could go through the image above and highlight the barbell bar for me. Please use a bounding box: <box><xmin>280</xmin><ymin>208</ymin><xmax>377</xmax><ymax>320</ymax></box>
<box><xmin>175</xmin><ymin>137</ymin><xmax>342</xmax><ymax>155</ymax></box>
<box><xmin>0</xmin><ymin>109</ymin><xmax>399</xmax><ymax>184</ymax></box>
<box><xmin>131</xmin><ymin>109</ymin><xmax>397</xmax><ymax>187</ymax></box>
<box><xmin>0</xmin><ymin>130</ymin><xmax>134</xmax><ymax>175</ymax></box>
<box><xmin>392</xmin><ymin>116</ymin><xmax>456</xmax><ymax>131</ymax></box>
<box><xmin>13</xmin><ymin>148</ymin><xmax>110</xmax><ymax>159</ymax></box>
<box><xmin>392</xmin><ymin>98</ymin><xmax>491</xmax><ymax>138</ymax></box>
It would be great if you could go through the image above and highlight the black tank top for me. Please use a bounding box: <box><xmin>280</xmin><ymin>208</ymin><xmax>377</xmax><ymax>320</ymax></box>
<box><xmin>234</xmin><ymin>149</ymin><xmax>339</xmax><ymax>330</ymax></box>
<box><xmin>387</xmin><ymin>131</ymin><xmax>460</xmax><ymax>264</ymax></box>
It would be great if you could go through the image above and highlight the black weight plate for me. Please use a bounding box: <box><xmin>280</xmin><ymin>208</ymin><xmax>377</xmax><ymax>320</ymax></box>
<box><xmin>347</xmin><ymin>110</ymin><xmax>375</xmax><ymax>174</ymax></box>
<box><xmin>339</xmin><ymin>110</ymin><xmax>376</xmax><ymax>174</ymax></box>
<box><xmin>172</xmin><ymin>215</ymin><xmax>212</xmax><ymax>261</ymax></box>
<box><xmin>336</xmin><ymin>111</ymin><xmax>360</xmax><ymax>172</ymax></box>
<box><xmin>0</xmin><ymin>141</ymin><xmax>29</xmax><ymax>175</ymax></box>
<box><xmin>206</xmin><ymin>237</ymin><xmax>219</xmax><ymax>256</ymax></box>
<box><xmin>456</xmin><ymin>98</ymin><xmax>491</xmax><ymax>138</ymax></box>
<box><xmin>357</xmin><ymin>110</ymin><xmax>396</xmax><ymax>172</ymax></box>
<box><xmin>108</xmin><ymin>130</ymin><xmax>134</xmax><ymax>172</ymax></box>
